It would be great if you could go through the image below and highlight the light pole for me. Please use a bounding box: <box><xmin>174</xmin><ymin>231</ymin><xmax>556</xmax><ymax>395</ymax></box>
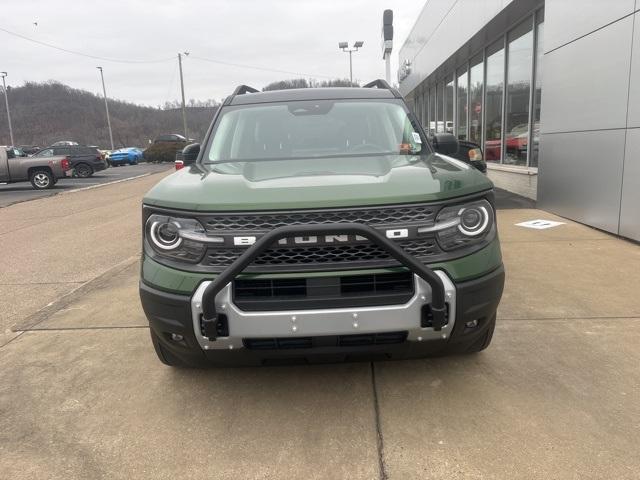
<box><xmin>178</xmin><ymin>52</ymin><xmax>188</xmax><ymax>139</ymax></box>
<box><xmin>96</xmin><ymin>67</ymin><xmax>114</xmax><ymax>150</ymax></box>
<box><xmin>1</xmin><ymin>72</ymin><xmax>15</xmax><ymax>146</ymax></box>
<box><xmin>338</xmin><ymin>41</ymin><xmax>364</xmax><ymax>85</ymax></box>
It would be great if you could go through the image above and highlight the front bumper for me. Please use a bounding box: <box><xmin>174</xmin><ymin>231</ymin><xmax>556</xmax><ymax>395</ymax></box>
<box><xmin>139</xmin><ymin>265</ymin><xmax>504</xmax><ymax>366</ymax></box>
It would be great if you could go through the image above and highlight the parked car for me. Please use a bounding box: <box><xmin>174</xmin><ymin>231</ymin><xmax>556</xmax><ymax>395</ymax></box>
<box><xmin>143</xmin><ymin>141</ymin><xmax>187</xmax><ymax>163</ymax></box>
<box><xmin>139</xmin><ymin>80</ymin><xmax>504</xmax><ymax>367</ymax></box>
<box><xmin>51</xmin><ymin>140</ymin><xmax>79</xmax><ymax>146</ymax></box>
<box><xmin>109</xmin><ymin>147</ymin><xmax>143</xmax><ymax>166</ymax></box>
<box><xmin>33</xmin><ymin>145</ymin><xmax>107</xmax><ymax>178</ymax></box>
<box><xmin>1</xmin><ymin>147</ymin><xmax>71</xmax><ymax>189</ymax></box>
<box><xmin>154</xmin><ymin>134</ymin><xmax>188</xmax><ymax>144</ymax></box>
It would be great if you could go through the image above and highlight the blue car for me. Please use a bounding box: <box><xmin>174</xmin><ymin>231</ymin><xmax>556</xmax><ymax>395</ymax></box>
<box><xmin>109</xmin><ymin>147</ymin><xmax>142</xmax><ymax>166</ymax></box>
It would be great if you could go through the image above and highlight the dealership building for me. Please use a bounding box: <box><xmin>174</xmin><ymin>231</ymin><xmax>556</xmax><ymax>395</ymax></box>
<box><xmin>398</xmin><ymin>0</ymin><xmax>640</xmax><ymax>242</ymax></box>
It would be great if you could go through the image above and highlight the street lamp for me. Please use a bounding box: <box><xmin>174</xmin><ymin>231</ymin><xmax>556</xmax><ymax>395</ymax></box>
<box><xmin>96</xmin><ymin>67</ymin><xmax>114</xmax><ymax>150</ymax></box>
<box><xmin>1</xmin><ymin>72</ymin><xmax>15</xmax><ymax>146</ymax></box>
<box><xmin>338</xmin><ymin>41</ymin><xmax>364</xmax><ymax>85</ymax></box>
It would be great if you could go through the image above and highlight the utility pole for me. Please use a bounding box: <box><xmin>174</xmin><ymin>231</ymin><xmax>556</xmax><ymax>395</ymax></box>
<box><xmin>178</xmin><ymin>53</ymin><xmax>188</xmax><ymax>139</ymax></box>
<box><xmin>338</xmin><ymin>41</ymin><xmax>364</xmax><ymax>85</ymax></box>
<box><xmin>96</xmin><ymin>67</ymin><xmax>114</xmax><ymax>150</ymax></box>
<box><xmin>1</xmin><ymin>72</ymin><xmax>15</xmax><ymax>146</ymax></box>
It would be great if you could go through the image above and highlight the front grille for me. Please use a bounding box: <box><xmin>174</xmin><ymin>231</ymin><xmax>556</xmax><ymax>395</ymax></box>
<box><xmin>195</xmin><ymin>202</ymin><xmax>446</xmax><ymax>272</ymax></box>
<box><xmin>234</xmin><ymin>272</ymin><xmax>414</xmax><ymax>311</ymax></box>
<box><xmin>199</xmin><ymin>204</ymin><xmax>436</xmax><ymax>231</ymax></box>
<box><xmin>243</xmin><ymin>331</ymin><xmax>408</xmax><ymax>350</ymax></box>
<box><xmin>204</xmin><ymin>238</ymin><xmax>441</xmax><ymax>272</ymax></box>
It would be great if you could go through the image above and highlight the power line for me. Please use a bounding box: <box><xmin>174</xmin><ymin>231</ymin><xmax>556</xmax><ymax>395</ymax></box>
<box><xmin>1</xmin><ymin>25</ymin><xmax>338</xmax><ymax>81</ymax></box>
<box><xmin>188</xmin><ymin>54</ymin><xmax>334</xmax><ymax>79</ymax></box>
<box><xmin>0</xmin><ymin>26</ymin><xmax>175</xmax><ymax>64</ymax></box>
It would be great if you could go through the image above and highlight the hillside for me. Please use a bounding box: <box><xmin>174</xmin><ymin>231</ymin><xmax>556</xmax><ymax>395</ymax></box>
<box><xmin>0</xmin><ymin>82</ymin><xmax>218</xmax><ymax>148</ymax></box>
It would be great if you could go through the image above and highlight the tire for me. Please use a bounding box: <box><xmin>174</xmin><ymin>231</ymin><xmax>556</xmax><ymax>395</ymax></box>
<box><xmin>30</xmin><ymin>170</ymin><xmax>54</xmax><ymax>190</ymax></box>
<box><xmin>149</xmin><ymin>330</ymin><xmax>206</xmax><ymax>368</ymax></box>
<box><xmin>75</xmin><ymin>163</ymin><xmax>93</xmax><ymax>178</ymax></box>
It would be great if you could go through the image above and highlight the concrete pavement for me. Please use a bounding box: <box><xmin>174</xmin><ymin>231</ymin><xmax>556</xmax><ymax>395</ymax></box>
<box><xmin>0</xmin><ymin>167</ymin><xmax>171</xmax><ymax>347</ymax></box>
<box><xmin>1</xmin><ymin>180</ymin><xmax>639</xmax><ymax>479</ymax></box>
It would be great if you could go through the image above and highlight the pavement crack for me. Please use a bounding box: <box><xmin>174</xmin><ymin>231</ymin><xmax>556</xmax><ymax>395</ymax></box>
<box><xmin>370</xmin><ymin>362</ymin><xmax>388</xmax><ymax>480</ymax></box>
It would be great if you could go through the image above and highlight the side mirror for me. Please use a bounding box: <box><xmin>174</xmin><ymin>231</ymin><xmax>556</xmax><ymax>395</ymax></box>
<box><xmin>182</xmin><ymin>143</ymin><xmax>200</xmax><ymax>165</ymax></box>
<box><xmin>6</xmin><ymin>149</ymin><xmax>15</xmax><ymax>159</ymax></box>
<box><xmin>431</xmin><ymin>133</ymin><xmax>459</xmax><ymax>156</ymax></box>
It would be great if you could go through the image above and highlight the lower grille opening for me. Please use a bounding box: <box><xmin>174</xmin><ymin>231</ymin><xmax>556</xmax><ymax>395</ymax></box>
<box><xmin>338</xmin><ymin>331</ymin><xmax>408</xmax><ymax>346</ymax></box>
<box><xmin>244</xmin><ymin>337</ymin><xmax>313</xmax><ymax>350</ymax></box>
<box><xmin>243</xmin><ymin>331</ymin><xmax>408</xmax><ymax>350</ymax></box>
<box><xmin>234</xmin><ymin>271</ymin><xmax>414</xmax><ymax>311</ymax></box>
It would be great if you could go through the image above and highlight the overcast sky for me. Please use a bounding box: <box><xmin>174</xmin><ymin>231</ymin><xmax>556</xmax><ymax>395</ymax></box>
<box><xmin>1</xmin><ymin>0</ymin><xmax>424</xmax><ymax>107</ymax></box>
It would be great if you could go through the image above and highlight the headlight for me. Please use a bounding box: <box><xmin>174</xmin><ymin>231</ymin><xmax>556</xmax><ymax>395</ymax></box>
<box><xmin>419</xmin><ymin>199</ymin><xmax>495</xmax><ymax>251</ymax></box>
<box><xmin>145</xmin><ymin>214</ymin><xmax>221</xmax><ymax>263</ymax></box>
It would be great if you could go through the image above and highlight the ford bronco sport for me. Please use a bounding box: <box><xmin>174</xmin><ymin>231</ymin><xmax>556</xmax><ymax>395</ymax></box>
<box><xmin>139</xmin><ymin>80</ymin><xmax>505</xmax><ymax>367</ymax></box>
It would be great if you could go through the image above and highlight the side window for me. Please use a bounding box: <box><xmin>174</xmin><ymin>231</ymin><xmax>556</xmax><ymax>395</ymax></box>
<box><xmin>36</xmin><ymin>148</ymin><xmax>54</xmax><ymax>157</ymax></box>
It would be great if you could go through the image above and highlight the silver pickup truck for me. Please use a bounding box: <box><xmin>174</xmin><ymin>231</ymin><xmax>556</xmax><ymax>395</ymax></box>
<box><xmin>0</xmin><ymin>147</ymin><xmax>71</xmax><ymax>189</ymax></box>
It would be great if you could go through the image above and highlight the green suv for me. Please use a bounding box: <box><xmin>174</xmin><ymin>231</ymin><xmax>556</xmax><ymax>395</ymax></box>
<box><xmin>139</xmin><ymin>80</ymin><xmax>504</xmax><ymax>367</ymax></box>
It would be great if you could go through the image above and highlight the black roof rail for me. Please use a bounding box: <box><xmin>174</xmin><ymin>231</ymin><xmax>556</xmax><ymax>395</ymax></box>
<box><xmin>224</xmin><ymin>84</ymin><xmax>259</xmax><ymax>105</ymax></box>
<box><xmin>363</xmin><ymin>79</ymin><xmax>392</xmax><ymax>89</ymax></box>
<box><xmin>232</xmin><ymin>84</ymin><xmax>259</xmax><ymax>95</ymax></box>
<box><xmin>363</xmin><ymin>79</ymin><xmax>402</xmax><ymax>98</ymax></box>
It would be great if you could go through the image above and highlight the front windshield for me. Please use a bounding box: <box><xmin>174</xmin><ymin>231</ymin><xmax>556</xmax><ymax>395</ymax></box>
<box><xmin>203</xmin><ymin>99</ymin><xmax>427</xmax><ymax>164</ymax></box>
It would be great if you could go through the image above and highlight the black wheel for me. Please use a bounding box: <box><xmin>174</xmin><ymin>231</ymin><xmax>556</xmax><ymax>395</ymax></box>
<box><xmin>30</xmin><ymin>170</ymin><xmax>54</xmax><ymax>190</ymax></box>
<box><xmin>75</xmin><ymin>163</ymin><xmax>93</xmax><ymax>178</ymax></box>
<box><xmin>149</xmin><ymin>330</ymin><xmax>206</xmax><ymax>368</ymax></box>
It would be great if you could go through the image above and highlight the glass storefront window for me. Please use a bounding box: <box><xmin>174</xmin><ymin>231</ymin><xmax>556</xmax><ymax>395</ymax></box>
<box><xmin>429</xmin><ymin>87</ymin><xmax>436</xmax><ymax>135</ymax></box>
<box><xmin>484</xmin><ymin>40</ymin><xmax>505</xmax><ymax>162</ymax></box>
<box><xmin>445</xmin><ymin>76</ymin><xmax>454</xmax><ymax>134</ymax></box>
<box><xmin>469</xmin><ymin>55</ymin><xmax>483</xmax><ymax>144</ymax></box>
<box><xmin>457</xmin><ymin>68</ymin><xmax>468</xmax><ymax>140</ymax></box>
<box><xmin>531</xmin><ymin>10</ymin><xmax>544</xmax><ymax>167</ymax></box>
<box><xmin>437</xmin><ymin>82</ymin><xmax>445</xmax><ymax>132</ymax></box>
<box><xmin>505</xmin><ymin>19</ymin><xmax>533</xmax><ymax>165</ymax></box>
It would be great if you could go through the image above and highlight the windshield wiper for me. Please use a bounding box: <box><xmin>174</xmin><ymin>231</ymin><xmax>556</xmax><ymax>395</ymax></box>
<box><xmin>202</xmin><ymin>151</ymin><xmax>401</xmax><ymax>165</ymax></box>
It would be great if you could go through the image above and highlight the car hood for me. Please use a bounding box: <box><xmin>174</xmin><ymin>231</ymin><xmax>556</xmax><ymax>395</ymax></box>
<box><xmin>143</xmin><ymin>154</ymin><xmax>493</xmax><ymax>211</ymax></box>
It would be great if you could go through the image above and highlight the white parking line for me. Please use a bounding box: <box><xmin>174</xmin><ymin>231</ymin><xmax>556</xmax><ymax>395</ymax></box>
<box><xmin>59</xmin><ymin>173</ymin><xmax>151</xmax><ymax>195</ymax></box>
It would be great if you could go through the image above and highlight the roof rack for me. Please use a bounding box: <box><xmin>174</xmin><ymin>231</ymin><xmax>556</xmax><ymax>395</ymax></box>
<box><xmin>363</xmin><ymin>79</ymin><xmax>392</xmax><ymax>90</ymax></box>
<box><xmin>363</xmin><ymin>79</ymin><xmax>402</xmax><ymax>98</ymax></box>
<box><xmin>232</xmin><ymin>84</ymin><xmax>259</xmax><ymax>96</ymax></box>
<box><xmin>224</xmin><ymin>84</ymin><xmax>259</xmax><ymax>105</ymax></box>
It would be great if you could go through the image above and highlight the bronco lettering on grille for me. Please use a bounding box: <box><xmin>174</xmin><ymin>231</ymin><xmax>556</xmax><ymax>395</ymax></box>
<box><xmin>232</xmin><ymin>229</ymin><xmax>409</xmax><ymax>247</ymax></box>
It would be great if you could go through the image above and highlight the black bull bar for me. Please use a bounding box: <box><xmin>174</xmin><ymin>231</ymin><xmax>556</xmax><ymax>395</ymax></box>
<box><xmin>200</xmin><ymin>223</ymin><xmax>447</xmax><ymax>337</ymax></box>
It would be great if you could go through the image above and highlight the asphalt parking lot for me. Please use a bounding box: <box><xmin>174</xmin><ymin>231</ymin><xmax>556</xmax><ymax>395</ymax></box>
<box><xmin>1</xmin><ymin>171</ymin><xmax>639</xmax><ymax>479</ymax></box>
<box><xmin>0</xmin><ymin>162</ymin><xmax>172</xmax><ymax>207</ymax></box>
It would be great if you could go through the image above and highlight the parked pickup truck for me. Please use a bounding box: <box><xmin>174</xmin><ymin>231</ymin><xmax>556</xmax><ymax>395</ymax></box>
<box><xmin>0</xmin><ymin>147</ymin><xmax>71</xmax><ymax>189</ymax></box>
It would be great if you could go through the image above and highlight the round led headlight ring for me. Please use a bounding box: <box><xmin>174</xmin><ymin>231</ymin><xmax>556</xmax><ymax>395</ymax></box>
<box><xmin>457</xmin><ymin>206</ymin><xmax>490</xmax><ymax>236</ymax></box>
<box><xmin>150</xmin><ymin>221</ymin><xmax>183</xmax><ymax>250</ymax></box>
